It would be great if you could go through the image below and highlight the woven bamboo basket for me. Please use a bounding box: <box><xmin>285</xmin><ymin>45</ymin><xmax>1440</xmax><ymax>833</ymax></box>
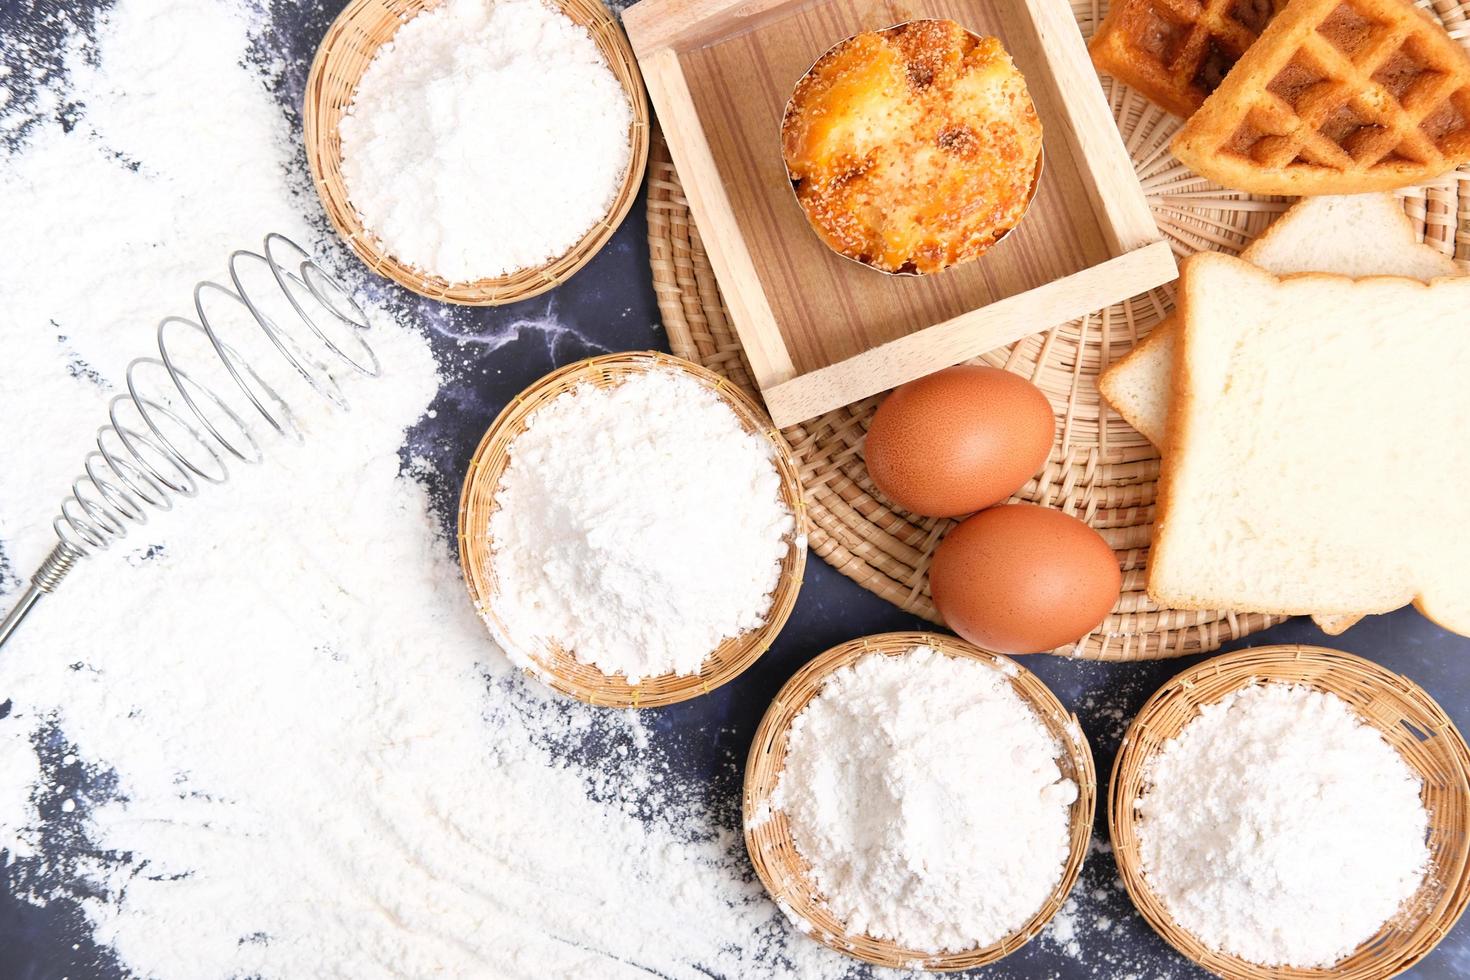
<box><xmin>305</xmin><ymin>0</ymin><xmax>650</xmax><ymax>305</ymax></box>
<box><xmin>647</xmin><ymin>0</ymin><xmax>1470</xmax><ymax>660</ymax></box>
<box><xmin>743</xmin><ymin>631</ymin><xmax>1096</xmax><ymax>971</ymax></box>
<box><xmin>1109</xmin><ymin>645</ymin><xmax>1470</xmax><ymax>980</ymax></box>
<box><xmin>457</xmin><ymin>351</ymin><xmax>807</xmax><ymax>708</ymax></box>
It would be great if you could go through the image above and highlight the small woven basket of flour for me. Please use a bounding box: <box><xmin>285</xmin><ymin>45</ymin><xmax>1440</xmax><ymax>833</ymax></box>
<box><xmin>305</xmin><ymin>0</ymin><xmax>650</xmax><ymax>304</ymax></box>
<box><xmin>743</xmin><ymin>631</ymin><xmax>1096</xmax><ymax>971</ymax></box>
<box><xmin>1110</xmin><ymin>645</ymin><xmax>1470</xmax><ymax>980</ymax></box>
<box><xmin>458</xmin><ymin>351</ymin><xmax>807</xmax><ymax>708</ymax></box>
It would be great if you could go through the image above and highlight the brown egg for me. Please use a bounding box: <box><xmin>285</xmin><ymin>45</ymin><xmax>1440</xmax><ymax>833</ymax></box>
<box><xmin>863</xmin><ymin>365</ymin><xmax>1054</xmax><ymax>518</ymax></box>
<box><xmin>930</xmin><ymin>504</ymin><xmax>1120</xmax><ymax>654</ymax></box>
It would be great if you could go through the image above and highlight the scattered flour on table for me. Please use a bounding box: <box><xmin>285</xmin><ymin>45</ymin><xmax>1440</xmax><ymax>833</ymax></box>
<box><xmin>0</xmin><ymin>2</ymin><xmax>844</xmax><ymax>977</ymax></box>
<box><xmin>487</xmin><ymin>368</ymin><xmax>796</xmax><ymax>682</ymax></box>
<box><xmin>1136</xmin><ymin>682</ymin><xmax>1430</xmax><ymax>969</ymax></box>
<box><xmin>1035</xmin><ymin>837</ymin><xmax>1192</xmax><ymax>980</ymax></box>
<box><xmin>1028</xmin><ymin>669</ymin><xmax>1192</xmax><ymax>979</ymax></box>
<box><xmin>765</xmin><ymin>646</ymin><xmax>1078</xmax><ymax>954</ymax></box>
<box><xmin>338</xmin><ymin>0</ymin><xmax>633</xmax><ymax>282</ymax></box>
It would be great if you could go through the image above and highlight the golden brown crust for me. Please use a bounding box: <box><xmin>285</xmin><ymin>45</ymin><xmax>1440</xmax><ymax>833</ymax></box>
<box><xmin>781</xmin><ymin>20</ymin><xmax>1043</xmax><ymax>275</ymax></box>
<box><xmin>1171</xmin><ymin>0</ymin><xmax>1470</xmax><ymax>194</ymax></box>
<box><xmin>1096</xmin><ymin>311</ymin><xmax>1177</xmax><ymax>427</ymax></box>
<box><xmin>1145</xmin><ymin>251</ymin><xmax>1216</xmax><ymax>607</ymax></box>
<box><xmin>1088</xmin><ymin>0</ymin><xmax>1282</xmax><ymax>119</ymax></box>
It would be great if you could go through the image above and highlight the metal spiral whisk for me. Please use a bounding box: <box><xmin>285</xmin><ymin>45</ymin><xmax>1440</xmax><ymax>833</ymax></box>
<box><xmin>0</xmin><ymin>233</ymin><xmax>380</xmax><ymax>649</ymax></box>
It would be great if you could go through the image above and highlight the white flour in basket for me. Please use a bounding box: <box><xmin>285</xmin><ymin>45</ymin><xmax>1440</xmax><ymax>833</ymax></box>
<box><xmin>1136</xmin><ymin>682</ymin><xmax>1430</xmax><ymax>969</ymax></box>
<box><xmin>338</xmin><ymin>0</ymin><xmax>633</xmax><ymax>283</ymax></box>
<box><xmin>0</xmin><ymin>2</ymin><xmax>844</xmax><ymax>977</ymax></box>
<box><xmin>487</xmin><ymin>368</ymin><xmax>795</xmax><ymax>682</ymax></box>
<box><xmin>762</xmin><ymin>646</ymin><xmax>1079</xmax><ymax>954</ymax></box>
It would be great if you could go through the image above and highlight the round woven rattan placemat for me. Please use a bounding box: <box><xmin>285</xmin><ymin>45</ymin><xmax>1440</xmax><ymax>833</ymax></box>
<box><xmin>646</xmin><ymin>0</ymin><xmax>1470</xmax><ymax>661</ymax></box>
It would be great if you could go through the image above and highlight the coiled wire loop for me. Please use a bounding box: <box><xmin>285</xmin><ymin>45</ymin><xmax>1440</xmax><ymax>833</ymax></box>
<box><xmin>50</xmin><ymin>232</ymin><xmax>377</xmax><ymax>555</ymax></box>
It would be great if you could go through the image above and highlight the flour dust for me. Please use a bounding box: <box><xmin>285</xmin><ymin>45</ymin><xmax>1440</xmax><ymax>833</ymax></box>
<box><xmin>0</xmin><ymin>1</ymin><xmax>856</xmax><ymax>977</ymax></box>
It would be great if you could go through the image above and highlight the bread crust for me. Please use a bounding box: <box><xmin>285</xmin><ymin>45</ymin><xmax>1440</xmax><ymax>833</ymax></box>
<box><xmin>1146</xmin><ymin>256</ymin><xmax>1468</xmax><ymax>632</ymax></box>
<box><xmin>1088</xmin><ymin>10</ymin><xmax>1208</xmax><ymax>120</ymax></box>
<box><xmin>1097</xmin><ymin>311</ymin><xmax>1176</xmax><ymax>443</ymax></box>
<box><xmin>1101</xmin><ymin>196</ymin><xmax>1455</xmax><ymax>450</ymax></box>
<box><xmin>1146</xmin><ymin>250</ymin><xmax>1226</xmax><ymax>609</ymax></box>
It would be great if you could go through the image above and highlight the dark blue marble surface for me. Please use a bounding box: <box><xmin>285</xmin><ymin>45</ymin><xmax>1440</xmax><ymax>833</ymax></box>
<box><xmin>3</xmin><ymin>1</ymin><xmax>1469</xmax><ymax>977</ymax></box>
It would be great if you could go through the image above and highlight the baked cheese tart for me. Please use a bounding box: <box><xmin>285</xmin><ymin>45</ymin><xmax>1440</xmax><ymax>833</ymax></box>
<box><xmin>781</xmin><ymin>20</ymin><xmax>1043</xmax><ymax>275</ymax></box>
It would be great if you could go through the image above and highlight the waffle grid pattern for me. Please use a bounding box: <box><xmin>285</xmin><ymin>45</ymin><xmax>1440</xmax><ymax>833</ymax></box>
<box><xmin>1175</xmin><ymin>0</ymin><xmax>1470</xmax><ymax>190</ymax></box>
<box><xmin>1229</xmin><ymin>0</ymin><xmax>1470</xmax><ymax>169</ymax></box>
<box><xmin>1090</xmin><ymin>0</ymin><xmax>1280</xmax><ymax>117</ymax></box>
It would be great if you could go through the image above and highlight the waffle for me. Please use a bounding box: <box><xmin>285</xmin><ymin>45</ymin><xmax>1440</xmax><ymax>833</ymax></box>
<box><xmin>1089</xmin><ymin>0</ymin><xmax>1284</xmax><ymax>118</ymax></box>
<box><xmin>1172</xmin><ymin>0</ymin><xmax>1470</xmax><ymax>193</ymax></box>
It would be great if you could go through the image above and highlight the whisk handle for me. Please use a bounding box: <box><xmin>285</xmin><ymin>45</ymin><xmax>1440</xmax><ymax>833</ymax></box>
<box><xmin>0</xmin><ymin>542</ymin><xmax>83</xmax><ymax>650</ymax></box>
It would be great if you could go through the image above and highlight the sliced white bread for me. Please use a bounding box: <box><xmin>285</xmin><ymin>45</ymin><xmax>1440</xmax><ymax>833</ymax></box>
<box><xmin>1099</xmin><ymin>194</ymin><xmax>1459</xmax><ymax>448</ymax></box>
<box><xmin>1148</xmin><ymin>252</ymin><xmax>1470</xmax><ymax>637</ymax></box>
<box><xmin>1100</xmin><ymin>194</ymin><xmax>1459</xmax><ymax>636</ymax></box>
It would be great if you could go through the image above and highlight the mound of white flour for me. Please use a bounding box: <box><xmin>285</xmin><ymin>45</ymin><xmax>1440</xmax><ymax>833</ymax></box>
<box><xmin>487</xmin><ymin>368</ymin><xmax>795</xmax><ymax>682</ymax></box>
<box><xmin>1136</xmin><ymin>682</ymin><xmax>1430</xmax><ymax>968</ymax></box>
<box><xmin>338</xmin><ymin>0</ymin><xmax>633</xmax><ymax>282</ymax></box>
<box><xmin>767</xmin><ymin>646</ymin><xmax>1079</xmax><ymax>953</ymax></box>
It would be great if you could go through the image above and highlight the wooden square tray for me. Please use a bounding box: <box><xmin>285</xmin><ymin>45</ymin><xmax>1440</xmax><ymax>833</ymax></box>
<box><xmin>623</xmin><ymin>0</ymin><xmax>1177</xmax><ymax>427</ymax></box>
